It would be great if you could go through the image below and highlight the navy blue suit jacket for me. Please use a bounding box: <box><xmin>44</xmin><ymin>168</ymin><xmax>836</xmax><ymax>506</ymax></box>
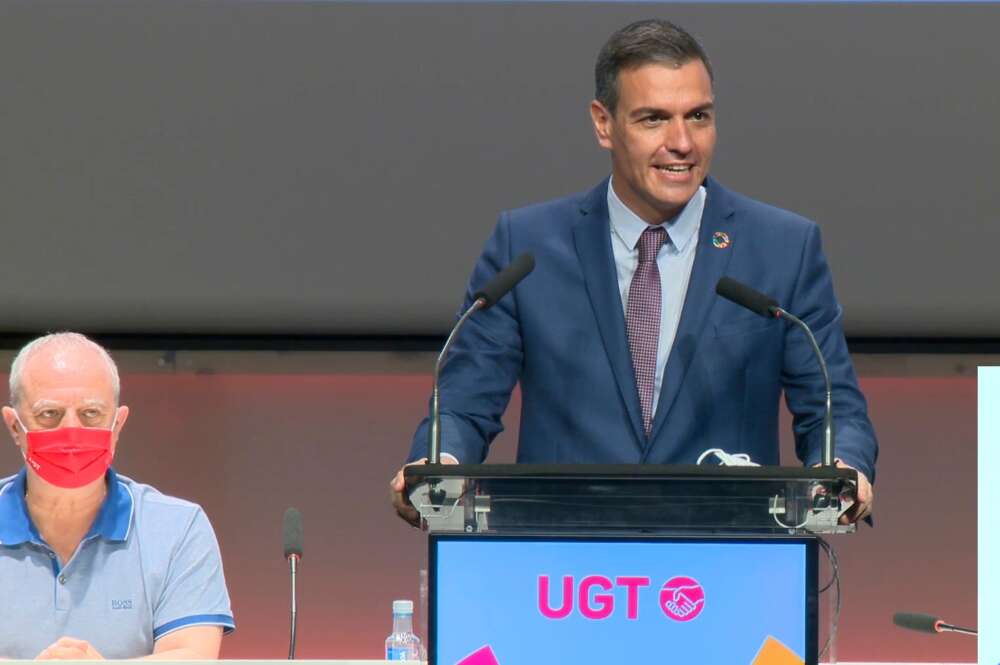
<box><xmin>409</xmin><ymin>177</ymin><xmax>878</xmax><ymax>482</ymax></box>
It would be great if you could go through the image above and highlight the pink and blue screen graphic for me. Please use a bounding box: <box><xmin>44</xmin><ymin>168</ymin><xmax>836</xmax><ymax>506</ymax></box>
<box><xmin>431</xmin><ymin>536</ymin><xmax>815</xmax><ymax>665</ymax></box>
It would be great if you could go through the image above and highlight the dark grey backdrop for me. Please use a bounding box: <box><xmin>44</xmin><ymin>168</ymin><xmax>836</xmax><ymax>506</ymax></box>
<box><xmin>2</xmin><ymin>1</ymin><xmax>997</xmax><ymax>336</ymax></box>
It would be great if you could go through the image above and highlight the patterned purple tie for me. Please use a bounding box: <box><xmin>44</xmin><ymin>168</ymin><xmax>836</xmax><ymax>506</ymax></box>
<box><xmin>626</xmin><ymin>226</ymin><xmax>666</xmax><ymax>437</ymax></box>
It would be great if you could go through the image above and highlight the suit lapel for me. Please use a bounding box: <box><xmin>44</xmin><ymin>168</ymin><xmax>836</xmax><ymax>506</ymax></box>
<box><xmin>572</xmin><ymin>180</ymin><xmax>646</xmax><ymax>446</ymax></box>
<box><xmin>647</xmin><ymin>178</ymin><xmax>737</xmax><ymax>446</ymax></box>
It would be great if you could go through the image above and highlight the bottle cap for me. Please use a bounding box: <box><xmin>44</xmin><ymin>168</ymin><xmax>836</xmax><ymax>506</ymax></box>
<box><xmin>393</xmin><ymin>599</ymin><xmax>414</xmax><ymax>614</ymax></box>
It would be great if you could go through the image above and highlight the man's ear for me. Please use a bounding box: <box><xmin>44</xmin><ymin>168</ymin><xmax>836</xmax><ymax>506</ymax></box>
<box><xmin>590</xmin><ymin>100</ymin><xmax>615</xmax><ymax>150</ymax></box>
<box><xmin>1</xmin><ymin>406</ymin><xmax>21</xmax><ymax>443</ymax></box>
<box><xmin>110</xmin><ymin>405</ymin><xmax>130</xmax><ymax>455</ymax></box>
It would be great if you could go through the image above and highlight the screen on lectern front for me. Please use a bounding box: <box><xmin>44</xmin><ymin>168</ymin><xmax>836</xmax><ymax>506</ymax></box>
<box><xmin>430</xmin><ymin>535</ymin><xmax>818</xmax><ymax>665</ymax></box>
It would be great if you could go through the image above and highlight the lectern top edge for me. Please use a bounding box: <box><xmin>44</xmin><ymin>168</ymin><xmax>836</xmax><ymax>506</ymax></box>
<box><xmin>404</xmin><ymin>463</ymin><xmax>857</xmax><ymax>483</ymax></box>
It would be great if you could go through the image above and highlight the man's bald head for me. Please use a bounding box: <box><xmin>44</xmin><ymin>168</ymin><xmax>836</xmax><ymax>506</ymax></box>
<box><xmin>9</xmin><ymin>333</ymin><xmax>120</xmax><ymax>408</ymax></box>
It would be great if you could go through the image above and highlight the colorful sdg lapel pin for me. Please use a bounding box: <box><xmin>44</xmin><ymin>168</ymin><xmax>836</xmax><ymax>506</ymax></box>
<box><xmin>712</xmin><ymin>231</ymin><xmax>731</xmax><ymax>249</ymax></box>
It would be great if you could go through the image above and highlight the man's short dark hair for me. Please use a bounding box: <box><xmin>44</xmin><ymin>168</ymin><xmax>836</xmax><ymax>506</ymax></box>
<box><xmin>595</xmin><ymin>19</ymin><xmax>714</xmax><ymax>115</ymax></box>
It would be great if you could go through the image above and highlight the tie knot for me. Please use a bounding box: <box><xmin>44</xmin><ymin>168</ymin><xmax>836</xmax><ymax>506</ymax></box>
<box><xmin>637</xmin><ymin>226</ymin><xmax>666</xmax><ymax>264</ymax></box>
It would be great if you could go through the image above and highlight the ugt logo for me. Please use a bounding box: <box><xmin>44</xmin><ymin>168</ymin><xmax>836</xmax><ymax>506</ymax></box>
<box><xmin>538</xmin><ymin>575</ymin><xmax>705</xmax><ymax>622</ymax></box>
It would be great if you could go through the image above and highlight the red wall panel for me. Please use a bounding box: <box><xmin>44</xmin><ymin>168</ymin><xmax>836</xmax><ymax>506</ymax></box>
<box><xmin>0</xmin><ymin>364</ymin><xmax>976</xmax><ymax>661</ymax></box>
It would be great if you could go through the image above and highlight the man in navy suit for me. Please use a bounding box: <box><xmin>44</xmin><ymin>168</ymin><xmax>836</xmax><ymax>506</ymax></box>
<box><xmin>392</xmin><ymin>19</ymin><xmax>876</xmax><ymax>524</ymax></box>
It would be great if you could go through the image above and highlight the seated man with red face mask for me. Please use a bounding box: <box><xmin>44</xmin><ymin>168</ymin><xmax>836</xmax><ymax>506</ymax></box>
<box><xmin>0</xmin><ymin>333</ymin><xmax>234</xmax><ymax>659</ymax></box>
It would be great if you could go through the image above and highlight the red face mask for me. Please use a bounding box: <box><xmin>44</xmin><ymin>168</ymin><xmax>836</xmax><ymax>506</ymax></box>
<box><xmin>17</xmin><ymin>415</ymin><xmax>115</xmax><ymax>489</ymax></box>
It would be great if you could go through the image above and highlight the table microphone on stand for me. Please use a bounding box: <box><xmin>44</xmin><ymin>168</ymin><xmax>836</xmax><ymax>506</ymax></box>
<box><xmin>283</xmin><ymin>507</ymin><xmax>304</xmax><ymax>659</ymax></box>
<box><xmin>893</xmin><ymin>611</ymin><xmax>977</xmax><ymax>637</ymax></box>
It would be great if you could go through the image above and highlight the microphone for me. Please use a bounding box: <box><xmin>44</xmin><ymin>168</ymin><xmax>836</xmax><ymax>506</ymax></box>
<box><xmin>715</xmin><ymin>276</ymin><xmax>834</xmax><ymax>467</ymax></box>
<box><xmin>283</xmin><ymin>507</ymin><xmax>303</xmax><ymax>659</ymax></box>
<box><xmin>473</xmin><ymin>253</ymin><xmax>536</xmax><ymax>309</ymax></box>
<box><xmin>893</xmin><ymin>611</ymin><xmax>977</xmax><ymax>637</ymax></box>
<box><xmin>715</xmin><ymin>276</ymin><xmax>779</xmax><ymax>318</ymax></box>
<box><xmin>428</xmin><ymin>253</ymin><xmax>535</xmax><ymax>464</ymax></box>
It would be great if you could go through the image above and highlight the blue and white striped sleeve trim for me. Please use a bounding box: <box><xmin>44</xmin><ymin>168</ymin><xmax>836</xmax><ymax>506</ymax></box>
<box><xmin>153</xmin><ymin>613</ymin><xmax>236</xmax><ymax>640</ymax></box>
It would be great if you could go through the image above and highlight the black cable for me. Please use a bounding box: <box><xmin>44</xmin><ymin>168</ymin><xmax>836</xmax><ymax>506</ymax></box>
<box><xmin>817</xmin><ymin>537</ymin><xmax>841</xmax><ymax>660</ymax></box>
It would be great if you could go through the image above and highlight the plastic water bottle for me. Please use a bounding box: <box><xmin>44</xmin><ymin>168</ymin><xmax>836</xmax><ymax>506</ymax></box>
<box><xmin>385</xmin><ymin>599</ymin><xmax>422</xmax><ymax>661</ymax></box>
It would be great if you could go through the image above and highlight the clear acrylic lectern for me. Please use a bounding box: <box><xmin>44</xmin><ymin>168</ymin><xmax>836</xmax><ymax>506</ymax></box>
<box><xmin>405</xmin><ymin>463</ymin><xmax>857</xmax><ymax>536</ymax></box>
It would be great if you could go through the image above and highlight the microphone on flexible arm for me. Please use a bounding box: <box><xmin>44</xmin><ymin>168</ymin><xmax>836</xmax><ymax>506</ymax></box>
<box><xmin>893</xmin><ymin>611</ymin><xmax>977</xmax><ymax>637</ymax></box>
<box><xmin>715</xmin><ymin>276</ymin><xmax>834</xmax><ymax>468</ymax></box>
<box><xmin>282</xmin><ymin>507</ymin><xmax>303</xmax><ymax>659</ymax></box>
<box><xmin>428</xmin><ymin>253</ymin><xmax>536</xmax><ymax>464</ymax></box>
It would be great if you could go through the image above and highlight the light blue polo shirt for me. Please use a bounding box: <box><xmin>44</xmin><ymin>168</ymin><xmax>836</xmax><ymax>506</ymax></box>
<box><xmin>0</xmin><ymin>468</ymin><xmax>235</xmax><ymax>659</ymax></box>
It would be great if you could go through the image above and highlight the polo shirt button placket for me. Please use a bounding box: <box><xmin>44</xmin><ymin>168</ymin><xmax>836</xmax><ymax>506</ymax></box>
<box><xmin>55</xmin><ymin>566</ymin><xmax>70</xmax><ymax>610</ymax></box>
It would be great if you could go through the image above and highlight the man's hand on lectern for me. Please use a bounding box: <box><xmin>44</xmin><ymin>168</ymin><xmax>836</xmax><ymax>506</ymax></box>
<box><xmin>837</xmin><ymin>460</ymin><xmax>873</xmax><ymax>524</ymax></box>
<box><xmin>815</xmin><ymin>460</ymin><xmax>873</xmax><ymax>524</ymax></box>
<box><xmin>391</xmin><ymin>456</ymin><xmax>459</xmax><ymax>527</ymax></box>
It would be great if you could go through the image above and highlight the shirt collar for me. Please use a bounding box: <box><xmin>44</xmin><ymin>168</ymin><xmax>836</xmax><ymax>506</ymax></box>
<box><xmin>0</xmin><ymin>467</ymin><xmax>133</xmax><ymax>546</ymax></box>
<box><xmin>607</xmin><ymin>177</ymin><xmax>705</xmax><ymax>254</ymax></box>
<box><xmin>0</xmin><ymin>469</ymin><xmax>36</xmax><ymax>545</ymax></box>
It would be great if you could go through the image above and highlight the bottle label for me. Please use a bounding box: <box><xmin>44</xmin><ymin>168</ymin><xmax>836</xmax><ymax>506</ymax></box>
<box><xmin>386</xmin><ymin>646</ymin><xmax>410</xmax><ymax>660</ymax></box>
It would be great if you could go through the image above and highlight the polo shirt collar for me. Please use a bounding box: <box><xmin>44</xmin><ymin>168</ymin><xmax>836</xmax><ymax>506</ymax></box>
<box><xmin>0</xmin><ymin>469</ymin><xmax>37</xmax><ymax>546</ymax></box>
<box><xmin>607</xmin><ymin>176</ymin><xmax>705</xmax><ymax>254</ymax></box>
<box><xmin>88</xmin><ymin>468</ymin><xmax>133</xmax><ymax>542</ymax></box>
<box><xmin>0</xmin><ymin>468</ymin><xmax>133</xmax><ymax>546</ymax></box>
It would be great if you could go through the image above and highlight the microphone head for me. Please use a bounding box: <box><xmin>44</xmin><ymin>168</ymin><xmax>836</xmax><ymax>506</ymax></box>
<box><xmin>716</xmin><ymin>277</ymin><xmax>780</xmax><ymax>318</ymax></box>
<box><xmin>473</xmin><ymin>253</ymin><xmax>535</xmax><ymax>309</ymax></box>
<box><xmin>893</xmin><ymin>612</ymin><xmax>941</xmax><ymax>634</ymax></box>
<box><xmin>283</xmin><ymin>507</ymin><xmax>303</xmax><ymax>559</ymax></box>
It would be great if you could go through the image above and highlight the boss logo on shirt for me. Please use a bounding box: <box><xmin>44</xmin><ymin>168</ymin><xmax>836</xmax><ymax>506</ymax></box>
<box><xmin>111</xmin><ymin>599</ymin><xmax>134</xmax><ymax>610</ymax></box>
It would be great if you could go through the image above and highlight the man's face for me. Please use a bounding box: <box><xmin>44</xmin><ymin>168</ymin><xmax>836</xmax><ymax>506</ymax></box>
<box><xmin>2</xmin><ymin>345</ymin><xmax>128</xmax><ymax>458</ymax></box>
<box><xmin>590</xmin><ymin>60</ymin><xmax>716</xmax><ymax>224</ymax></box>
